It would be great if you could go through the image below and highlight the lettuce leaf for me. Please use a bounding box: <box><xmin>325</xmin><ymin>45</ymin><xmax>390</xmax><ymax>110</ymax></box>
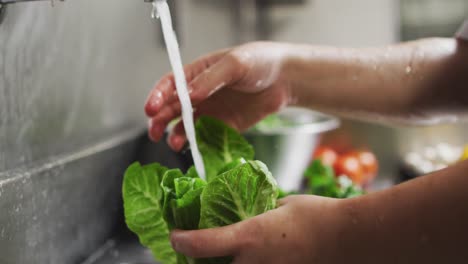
<box><xmin>123</xmin><ymin>117</ymin><xmax>278</xmax><ymax>264</ymax></box>
<box><xmin>199</xmin><ymin>160</ymin><xmax>278</xmax><ymax>229</ymax></box>
<box><xmin>161</xmin><ymin>168</ymin><xmax>206</xmax><ymax>231</ymax></box>
<box><xmin>196</xmin><ymin>116</ymin><xmax>254</xmax><ymax>180</ymax></box>
<box><xmin>122</xmin><ymin>162</ymin><xmax>177</xmax><ymax>264</ymax></box>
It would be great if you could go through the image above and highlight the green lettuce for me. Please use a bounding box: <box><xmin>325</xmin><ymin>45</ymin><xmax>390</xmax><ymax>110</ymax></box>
<box><xmin>196</xmin><ymin>116</ymin><xmax>254</xmax><ymax>180</ymax></box>
<box><xmin>199</xmin><ymin>160</ymin><xmax>278</xmax><ymax>229</ymax></box>
<box><xmin>122</xmin><ymin>162</ymin><xmax>177</xmax><ymax>264</ymax></box>
<box><xmin>123</xmin><ymin>117</ymin><xmax>278</xmax><ymax>264</ymax></box>
<box><xmin>305</xmin><ymin>159</ymin><xmax>364</xmax><ymax>198</ymax></box>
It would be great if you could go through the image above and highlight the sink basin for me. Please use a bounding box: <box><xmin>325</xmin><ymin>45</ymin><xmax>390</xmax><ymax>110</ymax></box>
<box><xmin>83</xmin><ymin>233</ymin><xmax>158</xmax><ymax>264</ymax></box>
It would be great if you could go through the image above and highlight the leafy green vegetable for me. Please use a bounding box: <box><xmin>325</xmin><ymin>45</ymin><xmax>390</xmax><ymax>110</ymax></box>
<box><xmin>252</xmin><ymin>114</ymin><xmax>295</xmax><ymax>131</ymax></box>
<box><xmin>122</xmin><ymin>162</ymin><xmax>177</xmax><ymax>264</ymax></box>
<box><xmin>123</xmin><ymin>117</ymin><xmax>362</xmax><ymax>264</ymax></box>
<box><xmin>196</xmin><ymin>116</ymin><xmax>254</xmax><ymax>180</ymax></box>
<box><xmin>199</xmin><ymin>160</ymin><xmax>278</xmax><ymax>229</ymax></box>
<box><xmin>277</xmin><ymin>189</ymin><xmax>300</xmax><ymax>199</ymax></box>
<box><xmin>336</xmin><ymin>176</ymin><xmax>364</xmax><ymax>198</ymax></box>
<box><xmin>305</xmin><ymin>159</ymin><xmax>364</xmax><ymax>198</ymax></box>
<box><xmin>305</xmin><ymin>159</ymin><xmax>339</xmax><ymax>198</ymax></box>
<box><xmin>161</xmin><ymin>169</ymin><xmax>206</xmax><ymax>231</ymax></box>
<box><xmin>123</xmin><ymin>117</ymin><xmax>278</xmax><ymax>264</ymax></box>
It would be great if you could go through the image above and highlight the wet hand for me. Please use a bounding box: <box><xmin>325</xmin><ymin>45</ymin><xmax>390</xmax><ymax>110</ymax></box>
<box><xmin>170</xmin><ymin>195</ymin><xmax>342</xmax><ymax>264</ymax></box>
<box><xmin>145</xmin><ymin>42</ymin><xmax>292</xmax><ymax>151</ymax></box>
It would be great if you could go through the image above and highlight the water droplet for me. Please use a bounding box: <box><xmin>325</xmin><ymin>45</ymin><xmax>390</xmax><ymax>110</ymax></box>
<box><xmin>151</xmin><ymin>2</ymin><xmax>160</xmax><ymax>19</ymax></box>
<box><xmin>405</xmin><ymin>66</ymin><xmax>412</xmax><ymax>74</ymax></box>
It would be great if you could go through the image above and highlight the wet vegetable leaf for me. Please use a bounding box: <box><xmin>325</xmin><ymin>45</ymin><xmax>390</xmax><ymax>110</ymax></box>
<box><xmin>199</xmin><ymin>160</ymin><xmax>278</xmax><ymax>229</ymax></box>
<box><xmin>196</xmin><ymin>116</ymin><xmax>254</xmax><ymax>180</ymax></box>
<box><xmin>122</xmin><ymin>162</ymin><xmax>177</xmax><ymax>264</ymax></box>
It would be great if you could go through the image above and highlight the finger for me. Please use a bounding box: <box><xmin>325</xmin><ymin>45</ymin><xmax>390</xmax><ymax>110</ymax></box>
<box><xmin>145</xmin><ymin>67</ymin><xmax>197</xmax><ymax>117</ymax></box>
<box><xmin>277</xmin><ymin>196</ymin><xmax>296</xmax><ymax>207</ymax></box>
<box><xmin>146</xmin><ymin>50</ymin><xmax>230</xmax><ymax>116</ymax></box>
<box><xmin>147</xmin><ymin>102</ymin><xmax>182</xmax><ymax>142</ymax></box>
<box><xmin>167</xmin><ymin>121</ymin><xmax>186</xmax><ymax>152</ymax></box>
<box><xmin>170</xmin><ymin>224</ymin><xmax>244</xmax><ymax>259</ymax></box>
<box><xmin>189</xmin><ymin>54</ymin><xmax>248</xmax><ymax>105</ymax></box>
<box><xmin>145</xmin><ymin>75</ymin><xmax>175</xmax><ymax>117</ymax></box>
<box><xmin>164</xmin><ymin>50</ymin><xmax>232</xmax><ymax>106</ymax></box>
<box><xmin>148</xmin><ymin>117</ymin><xmax>170</xmax><ymax>142</ymax></box>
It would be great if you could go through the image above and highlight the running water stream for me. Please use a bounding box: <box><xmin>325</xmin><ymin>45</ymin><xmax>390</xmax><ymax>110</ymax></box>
<box><xmin>152</xmin><ymin>0</ymin><xmax>206</xmax><ymax>179</ymax></box>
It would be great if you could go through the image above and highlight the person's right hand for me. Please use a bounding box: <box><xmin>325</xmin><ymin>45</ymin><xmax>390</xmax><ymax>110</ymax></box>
<box><xmin>145</xmin><ymin>42</ymin><xmax>293</xmax><ymax>151</ymax></box>
<box><xmin>169</xmin><ymin>195</ymin><xmax>344</xmax><ymax>264</ymax></box>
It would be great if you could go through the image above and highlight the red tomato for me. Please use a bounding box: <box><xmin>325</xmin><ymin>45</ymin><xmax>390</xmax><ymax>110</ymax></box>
<box><xmin>334</xmin><ymin>154</ymin><xmax>364</xmax><ymax>185</ymax></box>
<box><xmin>355</xmin><ymin>150</ymin><xmax>378</xmax><ymax>182</ymax></box>
<box><xmin>313</xmin><ymin>146</ymin><xmax>338</xmax><ymax>167</ymax></box>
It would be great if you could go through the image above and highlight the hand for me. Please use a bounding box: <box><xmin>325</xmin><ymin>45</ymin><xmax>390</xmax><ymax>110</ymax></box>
<box><xmin>145</xmin><ymin>42</ymin><xmax>293</xmax><ymax>151</ymax></box>
<box><xmin>169</xmin><ymin>195</ymin><xmax>343</xmax><ymax>264</ymax></box>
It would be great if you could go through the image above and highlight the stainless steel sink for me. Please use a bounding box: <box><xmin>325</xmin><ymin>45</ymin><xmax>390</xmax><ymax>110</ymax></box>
<box><xmin>83</xmin><ymin>234</ymin><xmax>159</xmax><ymax>264</ymax></box>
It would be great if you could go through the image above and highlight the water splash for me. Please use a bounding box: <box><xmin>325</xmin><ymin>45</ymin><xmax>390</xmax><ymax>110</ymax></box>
<box><xmin>152</xmin><ymin>0</ymin><xmax>206</xmax><ymax>179</ymax></box>
<box><xmin>405</xmin><ymin>66</ymin><xmax>412</xmax><ymax>74</ymax></box>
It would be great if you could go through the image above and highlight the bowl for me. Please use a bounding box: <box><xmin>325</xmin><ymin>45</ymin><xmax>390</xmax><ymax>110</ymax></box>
<box><xmin>244</xmin><ymin>107</ymin><xmax>340</xmax><ymax>191</ymax></box>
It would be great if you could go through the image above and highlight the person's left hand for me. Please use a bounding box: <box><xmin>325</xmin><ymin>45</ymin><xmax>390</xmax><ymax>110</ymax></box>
<box><xmin>170</xmin><ymin>195</ymin><xmax>343</xmax><ymax>264</ymax></box>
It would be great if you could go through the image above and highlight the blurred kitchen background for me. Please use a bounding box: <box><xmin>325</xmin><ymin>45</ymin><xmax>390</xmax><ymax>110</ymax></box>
<box><xmin>0</xmin><ymin>0</ymin><xmax>467</xmax><ymax>263</ymax></box>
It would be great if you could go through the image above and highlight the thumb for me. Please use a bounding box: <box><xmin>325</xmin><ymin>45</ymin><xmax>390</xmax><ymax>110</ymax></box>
<box><xmin>170</xmin><ymin>223</ymin><xmax>245</xmax><ymax>258</ymax></box>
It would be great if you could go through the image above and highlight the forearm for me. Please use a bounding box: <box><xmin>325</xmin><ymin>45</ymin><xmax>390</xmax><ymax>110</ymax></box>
<box><xmin>283</xmin><ymin>38</ymin><xmax>468</xmax><ymax>124</ymax></box>
<box><xmin>334</xmin><ymin>160</ymin><xmax>468</xmax><ymax>263</ymax></box>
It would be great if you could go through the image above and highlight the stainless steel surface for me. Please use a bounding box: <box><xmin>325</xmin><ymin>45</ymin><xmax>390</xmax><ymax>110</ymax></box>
<box><xmin>83</xmin><ymin>236</ymin><xmax>159</xmax><ymax>264</ymax></box>
<box><xmin>245</xmin><ymin>108</ymin><xmax>339</xmax><ymax>191</ymax></box>
<box><xmin>400</xmin><ymin>0</ymin><xmax>468</xmax><ymax>40</ymax></box>
<box><xmin>0</xmin><ymin>4</ymin><xmax>5</xmax><ymax>24</ymax></box>
<box><xmin>0</xmin><ymin>0</ymin><xmax>234</xmax><ymax>174</ymax></box>
<box><xmin>0</xmin><ymin>129</ymin><xmax>140</xmax><ymax>264</ymax></box>
<box><xmin>0</xmin><ymin>0</ymin><xmax>236</xmax><ymax>263</ymax></box>
<box><xmin>0</xmin><ymin>0</ymin><xmax>161</xmax><ymax>173</ymax></box>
